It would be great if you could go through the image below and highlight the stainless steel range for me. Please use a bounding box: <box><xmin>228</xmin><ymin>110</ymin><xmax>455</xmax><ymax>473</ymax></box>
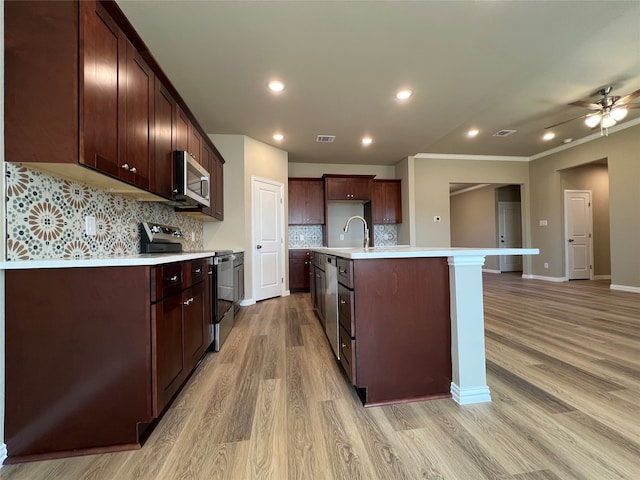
<box><xmin>140</xmin><ymin>222</ymin><xmax>184</xmax><ymax>253</ymax></box>
<box><xmin>208</xmin><ymin>251</ymin><xmax>235</xmax><ymax>351</ymax></box>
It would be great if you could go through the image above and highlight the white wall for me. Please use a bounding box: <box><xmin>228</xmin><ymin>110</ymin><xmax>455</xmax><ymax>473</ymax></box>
<box><xmin>204</xmin><ymin>135</ymin><xmax>288</xmax><ymax>303</ymax></box>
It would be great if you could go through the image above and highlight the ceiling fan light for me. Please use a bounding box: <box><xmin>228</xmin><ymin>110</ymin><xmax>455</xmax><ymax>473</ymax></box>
<box><xmin>601</xmin><ymin>114</ymin><xmax>616</xmax><ymax>128</ymax></box>
<box><xmin>611</xmin><ymin>107</ymin><xmax>628</xmax><ymax>122</ymax></box>
<box><xmin>584</xmin><ymin>115</ymin><xmax>601</xmax><ymax>128</ymax></box>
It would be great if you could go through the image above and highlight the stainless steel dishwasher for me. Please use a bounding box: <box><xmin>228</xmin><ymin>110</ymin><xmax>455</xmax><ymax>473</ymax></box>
<box><xmin>324</xmin><ymin>255</ymin><xmax>339</xmax><ymax>359</ymax></box>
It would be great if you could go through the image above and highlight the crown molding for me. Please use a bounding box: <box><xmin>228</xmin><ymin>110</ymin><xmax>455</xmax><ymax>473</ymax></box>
<box><xmin>413</xmin><ymin>153</ymin><xmax>529</xmax><ymax>162</ymax></box>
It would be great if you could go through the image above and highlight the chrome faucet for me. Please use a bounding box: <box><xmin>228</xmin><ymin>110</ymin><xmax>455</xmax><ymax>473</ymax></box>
<box><xmin>343</xmin><ymin>215</ymin><xmax>370</xmax><ymax>249</ymax></box>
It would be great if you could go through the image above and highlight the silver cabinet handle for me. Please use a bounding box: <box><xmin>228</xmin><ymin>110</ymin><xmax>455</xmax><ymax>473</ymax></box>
<box><xmin>341</xmin><ymin>343</ymin><xmax>347</xmax><ymax>349</ymax></box>
<box><xmin>340</xmin><ymin>299</ymin><xmax>346</xmax><ymax>304</ymax></box>
<box><xmin>195</xmin><ymin>268</ymin><xmax>201</xmax><ymax>274</ymax></box>
<box><xmin>183</xmin><ymin>297</ymin><xmax>194</xmax><ymax>305</ymax></box>
<box><xmin>130</xmin><ymin>167</ymin><xmax>137</xmax><ymax>173</ymax></box>
<box><xmin>169</xmin><ymin>275</ymin><xmax>178</xmax><ymax>282</ymax></box>
<box><xmin>121</xmin><ymin>163</ymin><xmax>130</xmax><ymax>171</ymax></box>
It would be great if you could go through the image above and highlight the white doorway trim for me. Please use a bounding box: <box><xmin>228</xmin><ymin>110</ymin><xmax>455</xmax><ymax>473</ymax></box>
<box><xmin>564</xmin><ymin>190</ymin><xmax>593</xmax><ymax>280</ymax></box>
<box><xmin>251</xmin><ymin>176</ymin><xmax>286</xmax><ymax>302</ymax></box>
<box><xmin>497</xmin><ymin>201</ymin><xmax>523</xmax><ymax>272</ymax></box>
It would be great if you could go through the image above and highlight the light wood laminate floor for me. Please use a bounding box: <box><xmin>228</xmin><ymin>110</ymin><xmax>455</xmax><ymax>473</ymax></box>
<box><xmin>1</xmin><ymin>273</ymin><xmax>639</xmax><ymax>479</ymax></box>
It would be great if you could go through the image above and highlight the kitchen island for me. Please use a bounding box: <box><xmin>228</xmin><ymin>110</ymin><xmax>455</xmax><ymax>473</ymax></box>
<box><xmin>311</xmin><ymin>246</ymin><xmax>538</xmax><ymax>406</ymax></box>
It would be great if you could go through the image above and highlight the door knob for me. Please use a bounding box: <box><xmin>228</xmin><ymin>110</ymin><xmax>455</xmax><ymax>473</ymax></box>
<box><xmin>568</xmin><ymin>239</ymin><xmax>574</xmax><ymax>243</ymax></box>
<box><xmin>257</xmin><ymin>244</ymin><xmax>263</xmax><ymax>249</ymax></box>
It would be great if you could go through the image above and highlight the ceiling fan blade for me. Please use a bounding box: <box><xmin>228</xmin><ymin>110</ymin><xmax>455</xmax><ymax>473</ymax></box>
<box><xmin>544</xmin><ymin>113</ymin><xmax>592</xmax><ymax>129</ymax></box>
<box><xmin>568</xmin><ymin>100</ymin><xmax>602</xmax><ymax>109</ymax></box>
<box><xmin>624</xmin><ymin>103</ymin><xmax>640</xmax><ymax>109</ymax></box>
<box><xmin>615</xmin><ymin>88</ymin><xmax>640</xmax><ymax>106</ymax></box>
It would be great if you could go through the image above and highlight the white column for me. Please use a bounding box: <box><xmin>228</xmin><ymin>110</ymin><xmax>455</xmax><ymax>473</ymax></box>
<box><xmin>447</xmin><ymin>255</ymin><xmax>491</xmax><ymax>404</ymax></box>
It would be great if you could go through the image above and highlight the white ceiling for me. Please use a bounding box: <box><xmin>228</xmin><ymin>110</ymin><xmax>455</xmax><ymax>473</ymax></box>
<box><xmin>117</xmin><ymin>0</ymin><xmax>640</xmax><ymax>165</ymax></box>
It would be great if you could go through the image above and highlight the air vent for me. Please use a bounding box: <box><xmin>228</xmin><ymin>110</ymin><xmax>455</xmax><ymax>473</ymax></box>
<box><xmin>316</xmin><ymin>135</ymin><xmax>336</xmax><ymax>143</ymax></box>
<box><xmin>493</xmin><ymin>129</ymin><xmax>517</xmax><ymax>137</ymax></box>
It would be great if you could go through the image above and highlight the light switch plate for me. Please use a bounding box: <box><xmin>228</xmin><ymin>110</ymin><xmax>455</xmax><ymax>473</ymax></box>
<box><xmin>85</xmin><ymin>215</ymin><xmax>96</xmax><ymax>236</ymax></box>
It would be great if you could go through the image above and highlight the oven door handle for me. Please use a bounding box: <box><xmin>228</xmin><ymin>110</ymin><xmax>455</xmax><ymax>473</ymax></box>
<box><xmin>214</xmin><ymin>255</ymin><xmax>235</xmax><ymax>265</ymax></box>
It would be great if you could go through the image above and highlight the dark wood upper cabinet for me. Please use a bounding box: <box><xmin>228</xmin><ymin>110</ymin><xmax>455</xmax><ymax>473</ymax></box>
<box><xmin>153</xmin><ymin>79</ymin><xmax>177</xmax><ymax>200</ymax></box>
<box><xmin>175</xmin><ymin>104</ymin><xmax>190</xmax><ymax>153</ymax></box>
<box><xmin>288</xmin><ymin>178</ymin><xmax>325</xmax><ymax>224</ymax></box>
<box><xmin>81</xmin><ymin>2</ymin><xmax>152</xmax><ymax>189</ymax></box>
<box><xmin>5</xmin><ymin>0</ymin><xmax>224</xmax><ymax>218</ymax></box>
<box><xmin>324</xmin><ymin>174</ymin><xmax>374</xmax><ymax>201</ymax></box>
<box><xmin>189</xmin><ymin>126</ymin><xmax>203</xmax><ymax>165</ymax></box>
<box><xmin>211</xmin><ymin>152</ymin><xmax>225</xmax><ymax>220</ymax></box>
<box><xmin>81</xmin><ymin>1</ymin><xmax>122</xmax><ymax>176</ymax></box>
<box><xmin>372</xmin><ymin>179</ymin><xmax>402</xmax><ymax>224</ymax></box>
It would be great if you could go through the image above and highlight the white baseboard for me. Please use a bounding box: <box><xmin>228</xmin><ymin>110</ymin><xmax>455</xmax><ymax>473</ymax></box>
<box><xmin>283</xmin><ymin>290</ymin><xmax>291</xmax><ymax>297</ymax></box>
<box><xmin>0</xmin><ymin>443</ymin><xmax>7</xmax><ymax>466</ymax></box>
<box><xmin>482</xmin><ymin>268</ymin><xmax>501</xmax><ymax>274</ymax></box>
<box><xmin>450</xmin><ymin>383</ymin><xmax>491</xmax><ymax>405</ymax></box>
<box><xmin>593</xmin><ymin>275</ymin><xmax>611</xmax><ymax>280</ymax></box>
<box><xmin>521</xmin><ymin>274</ymin><xmax>568</xmax><ymax>282</ymax></box>
<box><xmin>239</xmin><ymin>298</ymin><xmax>255</xmax><ymax>307</ymax></box>
<box><xmin>610</xmin><ymin>284</ymin><xmax>640</xmax><ymax>294</ymax></box>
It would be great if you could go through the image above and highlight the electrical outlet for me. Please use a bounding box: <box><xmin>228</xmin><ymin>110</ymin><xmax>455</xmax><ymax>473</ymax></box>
<box><xmin>539</xmin><ymin>220</ymin><xmax>548</xmax><ymax>226</ymax></box>
<box><xmin>191</xmin><ymin>232</ymin><xmax>195</xmax><ymax>241</ymax></box>
<box><xmin>85</xmin><ymin>215</ymin><xmax>96</xmax><ymax>236</ymax></box>
<box><xmin>544</xmin><ymin>262</ymin><xmax>549</xmax><ymax>269</ymax></box>
<box><xmin>299</xmin><ymin>234</ymin><xmax>304</xmax><ymax>241</ymax></box>
<box><xmin>340</xmin><ymin>234</ymin><xmax>345</xmax><ymax>241</ymax></box>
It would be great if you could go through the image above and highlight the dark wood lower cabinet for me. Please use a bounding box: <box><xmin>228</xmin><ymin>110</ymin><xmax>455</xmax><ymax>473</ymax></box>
<box><xmin>5</xmin><ymin>259</ymin><xmax>211</xmax><ymax>463</ymax></box>
<box><xmin>289</xmin><ymin>249</ymin><xmax>311</xmax><ymax>292</ymax></box>
<box><xmin>335</xmin><ymin>257</ymin><xmax>452</xmax><ymax>406</ymax></box>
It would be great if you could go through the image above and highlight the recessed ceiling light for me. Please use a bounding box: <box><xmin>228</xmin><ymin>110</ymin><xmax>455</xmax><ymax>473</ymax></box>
<box><xmin>362</xmin><ymin>137</ymin><xmax>373</xmax><ymax>146</ymax></box>
<box><xmin>543</xmin><ymin>132</ymin><xmax>555</xmax><ymax>141</ymax></box>
<box><xmin>268</xmin><ymin>80</ymin><xmax>285</xmax><ymax>93</ymax></box>
<box><xmin>467</xmin><ymin>129</ymin><xmax>479</xmax><ymax>137</ymax></box>
<box><xmin>273</xmin><ymin>133</ymin><xmax>284</xmax><ymax>141</ymax></box>
<box><xmin>396</xmin><ymin>89</ymin><xmax>412</xmax><ymax>100</ymax></box>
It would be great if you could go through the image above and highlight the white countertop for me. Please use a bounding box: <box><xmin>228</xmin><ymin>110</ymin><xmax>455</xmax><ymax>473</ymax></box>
<box><xmin>0</xmin><ymin>251</ymin><xmax>218</xmax><ymax>270</ymax></box>
<box><xmin>311</xmin><ymin>246</ymin><xmax>539</xmax><ymax>259</ymax></box>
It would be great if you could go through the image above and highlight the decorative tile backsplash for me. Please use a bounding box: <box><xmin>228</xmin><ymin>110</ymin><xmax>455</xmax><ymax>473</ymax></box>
<box><xmin>288</xmin><ymin>225</ymin><xmax>323</xmax><ymax>249</ymax></box>
<box><xmin>373</xmin><ymin>224</ymin><xmax>398</xmax><ymax>246</ymax></box>
<box><xmin>4</xmin><ymin>163</ymin><xmax>203</xmax><ymax>261</ymax></box>
<box><xmin>287</xmin><ymin>224</ymin><xmax>398</xmax><ymax>248</ymax></box>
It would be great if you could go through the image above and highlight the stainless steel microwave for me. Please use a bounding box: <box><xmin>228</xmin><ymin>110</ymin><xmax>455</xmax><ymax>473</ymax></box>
<box><xmin>173</xmin><ymin>150</ymin><xmax>210</xmax><ymax>208</ymax></box>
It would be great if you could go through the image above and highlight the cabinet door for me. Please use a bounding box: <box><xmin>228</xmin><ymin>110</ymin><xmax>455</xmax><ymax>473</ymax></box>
<box><xmin>349</xmin><ymin>178</ymin><xmax>372</xmax><ymax>200</ymax></box>
<box><xmin>289</xmin><ymin>250</ymin><xmax>311</xmax><ymax>292</ymax></box>
<box><xmin>153</xmin><ymin>79</ymin><xmax>176</xmax><ymax>199</ymax></box>
<box><xmin>326</xmin><ymin>177</ymin><xmax>350</xmax><ymax>200</ymax></box>
<box><xmin>81</xmin><ymin>1</ymin><xmax>123</xmax><ymax>175</ymax></box>
<box><xmin>189</xmin><ymin>125</ymin><xmax>202</xmax><ymax>165</ymax></box>
<box><xmin>288</xmin><ymin>180</ymin><xmax>305</xmax><ymax>224</ymax></box>
<box><xmin>200</xmin><ymin>143</ymin><xmax>214</xmax><ymax>216</ymax></box>
<box><xmin>175</xmin><ymin>104</ymin><xmax>189</xmax><ymax>152</ymax></box>
<box><xmin>183</xmin><ymin>282</ymin><xmax>207</xmax><ymax>369</ymax></box>
<box><xmin>121</xmin><ymin>39</ymin><xmax>153</xmax><ymax>190</ymax></box>
<box><xmin>306</xmin><ymin>180</ymin><xmax>325</xmax><ymax>224</ymax></box>
<box><xmin>372</xmin><ymin>180</ymin><xmax>402</xmax><ymax>224</ymax></box>
<box><xmin>153</xmin><ymin>293</ymin><xmax>184</xmax><ymax>416</ymax></box>
<box><xmin>211</xmin><ymin>154</ymin><xmax>224</xmax><ymax>220</ymax></box>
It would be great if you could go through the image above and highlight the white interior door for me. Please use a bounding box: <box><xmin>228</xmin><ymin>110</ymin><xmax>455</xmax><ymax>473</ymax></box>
<box><xmin>498</xmin><ymin>202</ymin><xmax>522</xmax><ymax>272</ymax></box>
<box><xmin>564</xmin><ymin>190</ymin><xmax>592</xmax><ymax>280</ymax></box>
<box><xmin>252</xmin><ymin>177</ymin><xmax>284</xmax><ymax>301</ymax></box>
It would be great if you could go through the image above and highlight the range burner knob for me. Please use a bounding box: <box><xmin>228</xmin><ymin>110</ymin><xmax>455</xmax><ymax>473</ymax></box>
<box><xmin>150</xmin><ymin>225</ymin><xmax>162</xmax><ymax>234</ymax></box>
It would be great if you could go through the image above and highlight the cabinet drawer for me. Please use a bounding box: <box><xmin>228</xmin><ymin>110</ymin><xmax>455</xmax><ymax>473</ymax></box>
<box><xmin>187</xmin><ymin>258</ymin><xmax>205</xmax><ymax>285</ymax></box>
<box><xmin>339</xmin><ymin>326</ymin><xmax>356</xmax><ymax>385</ymax></box>
<box><xmin>337</xmin><ymin>258</ymin><xmax>353</xmax><ymax>288</ymax></box>
<box><xmin>338</xmin><ymin>284</ymin><xmax>355</xmax><ymax>336</ymax></box>
<box><xmin>152</xmin><ymin>262</ymin><xmax>183</xmax><ymax>302</ymax></box>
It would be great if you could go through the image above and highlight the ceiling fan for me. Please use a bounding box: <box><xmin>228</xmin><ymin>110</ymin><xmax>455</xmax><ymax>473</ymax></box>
<box><xmin>545</xmin><ymin>86</ymin><xmax>640</xmax><ymax>134</ymax></box>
